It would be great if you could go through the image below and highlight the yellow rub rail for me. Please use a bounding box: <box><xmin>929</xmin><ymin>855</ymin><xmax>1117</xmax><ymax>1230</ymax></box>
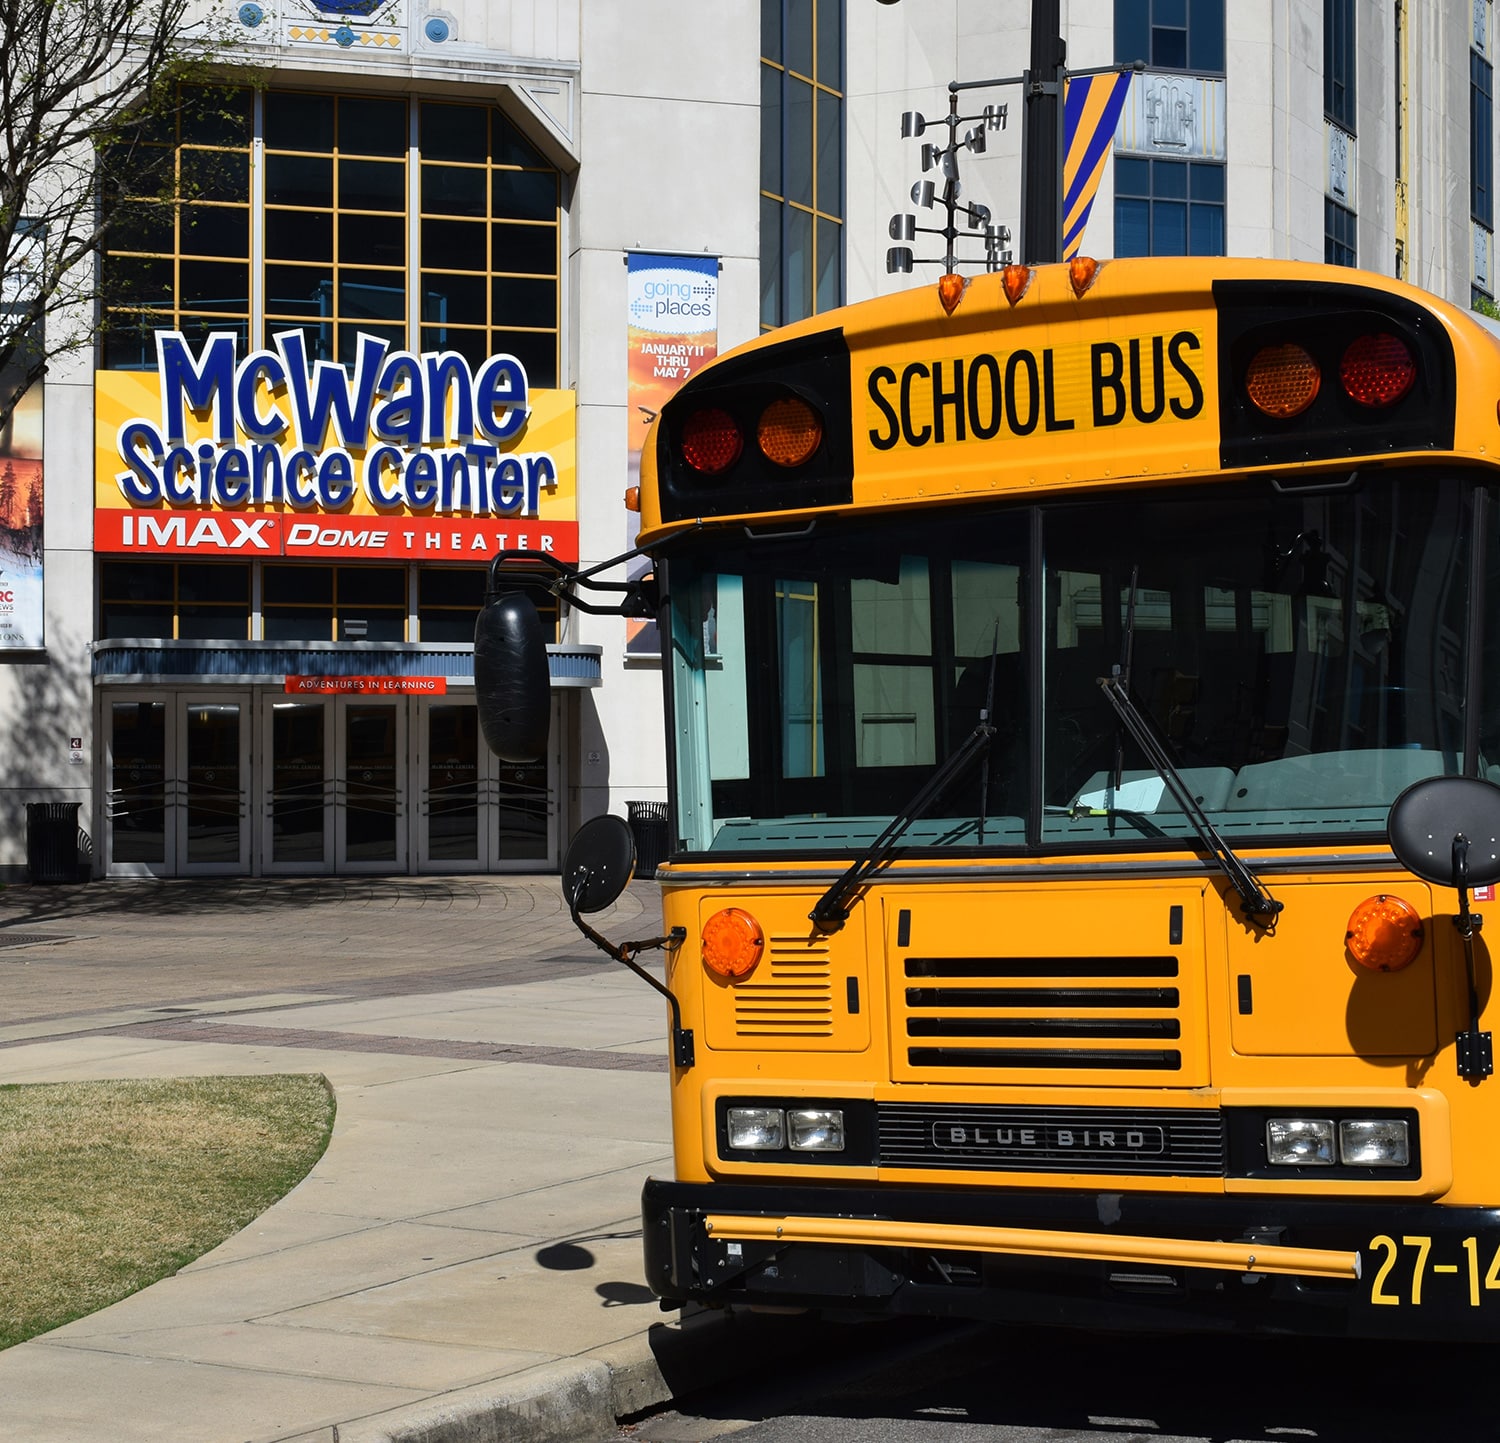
<box><xmin>704</xmin><ymin>1213</ymin><xmax>1362</xmax><ymax>1281</ymax></box>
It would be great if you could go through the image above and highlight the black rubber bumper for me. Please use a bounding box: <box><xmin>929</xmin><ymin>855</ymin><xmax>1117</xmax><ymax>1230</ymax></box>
<box><xmin>643</xmin><ymin>1178</ymin><xmax>1500</xmax><ymax>1341</ymax></box>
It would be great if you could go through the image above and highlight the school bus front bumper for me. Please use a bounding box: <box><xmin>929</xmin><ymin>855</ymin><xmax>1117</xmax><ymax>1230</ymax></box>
<box><xmin>643</xmin><ymin>1178</ymin><xmax>1500</xmax><ymax>1339</ymax></box>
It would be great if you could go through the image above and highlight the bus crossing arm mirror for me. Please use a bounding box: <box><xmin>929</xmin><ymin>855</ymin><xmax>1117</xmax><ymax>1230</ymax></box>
<box><xmin>1387</xmin><ymin>776</ymin><xmax>1500</xmax><ymax>1081</ymax></box>
<box><xmin>473</xmin><ymin>547</ymin><xmax>665</xmax><ymax>765</ymax></box>
<box><xmin>560</xmin><ymin>815</ymin><xmax>692</xmax><ymax>1067</ymax></box>
<box><xmin>473</xmin><ymin>586</ymin><xmax>550</xmax><ymax>763</ymax></box>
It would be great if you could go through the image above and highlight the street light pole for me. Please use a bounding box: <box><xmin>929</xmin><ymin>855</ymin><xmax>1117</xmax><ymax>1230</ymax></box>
<box><xmin>1021</xmin><ymin>0</ymin><xmax>1065</xmax><ymax>264</ymax></box>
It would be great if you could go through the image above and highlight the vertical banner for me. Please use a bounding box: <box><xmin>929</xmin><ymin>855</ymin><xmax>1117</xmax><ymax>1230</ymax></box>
<box><xmin>625</xmin><ymin>252</ymin><xmax>719</xmax><ymax>657</ymax></box>
<box><xmin>0</xmin><ymin>354</ymin><xmax>43</xmax><ymax>649</ymax></box>
<box><xmin>1062</xmin><ymin>70</ymin><xmax>1134</xmax><ymax>261</ymax></box>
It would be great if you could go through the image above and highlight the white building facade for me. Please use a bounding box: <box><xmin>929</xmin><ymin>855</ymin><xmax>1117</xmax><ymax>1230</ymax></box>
<box><xmin>0</xmin><ymin>0</ymin><xmax>1490</xmax><ymax>880</ymax></box>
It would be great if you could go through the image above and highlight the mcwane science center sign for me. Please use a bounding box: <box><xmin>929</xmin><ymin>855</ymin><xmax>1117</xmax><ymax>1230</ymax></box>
<box><xmin>94</xmin><ymin>332</ymin><xmax>578</xmax><ymax>561</ymax></box>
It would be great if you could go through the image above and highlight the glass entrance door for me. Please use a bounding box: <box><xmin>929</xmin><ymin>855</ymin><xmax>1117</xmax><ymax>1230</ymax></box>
<box><xmin>413</xmin><ymin>697</ymin><xmax>559</xmax><ymax>872</ymax></box>
<box><xmin>265</xmin><ymin>698</ymin><xmax>407</xmax><ymax>873</ymax></box>
<box><xmin>105</xmin><ymin>699</ymin><xmax>169</xmax><ymax>875</ymax></box>
<box><xmin>419</xmin><ymin>702</ymin><xmax>483</xmax><ymax>869</ymax></box>
<box><xmin>338</xmin><ymin>700</ymin><xmax>407</xmax><ymax>871</ymax></box>
<box><xmin>103</xmin><ymin>694</ymin><xmax>249</xmax><ymax>876</ymax></box>
<box><xmin>179</xmin><ymin>698</ymin><xmax>249</xmax><ymax>873</ymax></box>
<box><xmin>264</xmin><ymin>700</ymin><xmax>332</xmax><ymax>872</ymax></box>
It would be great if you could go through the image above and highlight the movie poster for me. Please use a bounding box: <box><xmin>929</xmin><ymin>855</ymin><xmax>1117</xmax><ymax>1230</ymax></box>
<box><xmin>625</xmin><ymin>252</ymin><xmax>718</xmax><ymax>657</ymax></box>
<box><xmin>0</xmin><ymin>354</ymin><xmax>43</xmax><ymax>649</ymax></box>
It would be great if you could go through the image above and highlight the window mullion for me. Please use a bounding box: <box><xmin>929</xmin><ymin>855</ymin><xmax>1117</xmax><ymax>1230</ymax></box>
<box><xmin>251</xmin><ymin>88</ymin><xmax>265</xmax><ymax>345</ymax></box>
<box><xmin>408</xmin><ymin>98</ymin><xmax>421</xmax><ymax>348</ymax></box>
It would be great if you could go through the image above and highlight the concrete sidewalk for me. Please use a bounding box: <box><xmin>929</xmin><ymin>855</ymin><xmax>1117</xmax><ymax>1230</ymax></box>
<box><xmin>0</xmin><ymin>876</ymin><xmax>787</xmax><ymax>1443</ymax></box>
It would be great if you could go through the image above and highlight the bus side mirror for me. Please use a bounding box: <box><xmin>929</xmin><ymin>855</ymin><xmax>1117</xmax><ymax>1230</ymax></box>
<box><xmin>1388</xmin><ymin>774</ymin><xmax>1500</xmax><ymax>1083</ymax></box>
<box><xmin>474</xmin><ymin>591</ymin><xmax>551</xmax><ymax>763</ymax></box>
<box><xmin>562</xmin><ymin>814</ymin><xmax>636</xmax><ymax>914</ymax></box>
<box><xmin>1387</xmin><ymin>776</ymin><xmax>1500</xmax><ymax>888</ymax></box>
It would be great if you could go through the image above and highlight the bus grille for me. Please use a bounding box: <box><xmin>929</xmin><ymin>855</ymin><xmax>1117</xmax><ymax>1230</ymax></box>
<box><xmin>898</xmin><ymin>954</ymin><xmax>1185</xmax><ymax>1074</ymax></box>
<box><xmin>878</xmin><ymin>1103</ymin><xmax>1225</xmax><ymax>1176</ymax></box>
<box><xmin>732</xmin><ymin>933</ymin><xmax>835</xmax><ymax>1037</ymax></box>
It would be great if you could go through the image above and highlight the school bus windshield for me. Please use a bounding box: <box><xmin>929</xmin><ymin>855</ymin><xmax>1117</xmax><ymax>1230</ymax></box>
<box><xmin>667</xmin><ymin>466</ymin><xmax>1491</xmax><ymax>856</ymax></box>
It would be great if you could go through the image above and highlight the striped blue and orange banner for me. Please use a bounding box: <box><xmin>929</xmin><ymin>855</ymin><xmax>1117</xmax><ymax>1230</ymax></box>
<box><xmin>1062</xmin><ymin>71</ymin><xmax>1134</xmax><ymax>261</ymax></box>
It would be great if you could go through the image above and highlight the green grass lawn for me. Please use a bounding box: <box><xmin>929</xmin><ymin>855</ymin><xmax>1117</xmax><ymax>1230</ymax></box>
<box><xmin>0</xmin><ymin>1075</ymin><xmax>335</xmax><ymax>1349</ymax></box>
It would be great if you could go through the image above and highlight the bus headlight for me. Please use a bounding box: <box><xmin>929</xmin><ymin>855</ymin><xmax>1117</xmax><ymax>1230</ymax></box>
<box><xmin>726</xmin><ymin>1107</ymin><xmax>784</xmax><ymax>1150</ymax></box>
<box><xmin>1265</xmin><ymin>1118</ymin><xmax>1336</xmax><ymax>1165</ymax></box>
<box><xmin>1338</xmin><ymin>1118</ymin><xmax>1410</xmax><ymax>1166</ymax></box>
<box><xmin>787</xmin><ymin>1108</ymin><xmax>845</xmax><ymax>1152</ymax></box>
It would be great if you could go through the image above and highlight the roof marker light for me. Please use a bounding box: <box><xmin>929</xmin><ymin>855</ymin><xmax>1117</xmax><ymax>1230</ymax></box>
<box><xmin>1067</xmin><ymin>255</ymin><xmax>1101</xmax><ymax>297</ymax></box>
<box><xmin>937</xmin><ymin>272</ymin><xmax>968</xmax><ymax>315</ymax></box>
<box><xmin>1245</xmin><ymin>343</ymin><xmax>1321</xmax><ymax>419</ymax></box>
<box><xmin>1001</xmin><ymin>263</ymin><xmax>1032</xmax><ymax>306</ymax></box>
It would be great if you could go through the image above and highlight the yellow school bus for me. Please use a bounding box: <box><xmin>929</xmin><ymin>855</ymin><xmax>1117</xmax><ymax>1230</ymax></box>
<box><xmin>479</xmin><ymin>255</ymin><xmax>1500</xmax><ymax>1339</ymax></box>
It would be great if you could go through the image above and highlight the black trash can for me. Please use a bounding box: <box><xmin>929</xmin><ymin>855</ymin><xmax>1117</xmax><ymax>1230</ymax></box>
<box><xmin>626</xmin><ymin>801</ymin><xmax>669</xmax><ymax>876</ymax></box>
<box><xmin>26</xmin><ymin>802</ymin><xmax>82</xmax><ymax>884</ymax></box>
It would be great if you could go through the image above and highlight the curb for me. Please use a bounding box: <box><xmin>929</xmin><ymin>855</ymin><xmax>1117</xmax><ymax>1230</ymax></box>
<box><xmin>329</xmin><ymin>1308</ymin><xmax>840</xmax><ymax>1443</ymax></box>
<box><xmin>336</xmin><ymin>1358</ymin><xmax>616</xmax><ymax>1443</ymax></box>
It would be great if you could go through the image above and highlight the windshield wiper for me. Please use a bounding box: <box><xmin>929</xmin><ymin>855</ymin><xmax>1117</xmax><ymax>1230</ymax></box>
<box><xmin>1096</xmin><ymin>667</ymin><xmax>1282</xmax><ymax>927</ymax></box>
<box><xmin>810</xmin><ymin>717</ymin><xmax>996</xmax><ymax>933</ymax></box>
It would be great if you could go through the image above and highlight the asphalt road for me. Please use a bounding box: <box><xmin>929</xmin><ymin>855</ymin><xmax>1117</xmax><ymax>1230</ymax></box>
<box><xmin>612</xmin><ymin>1318</ymin><xmax>1492</xmax><ymax>1443</ymax></box>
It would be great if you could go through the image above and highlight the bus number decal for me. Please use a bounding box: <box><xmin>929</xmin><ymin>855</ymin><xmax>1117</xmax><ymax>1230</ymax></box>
<box><xmin>1369</xmin><ymin>1235</ymin><xmax>1400</xmax><ymax>1306</ymax></box>
<box><xmin>1368</xmin><ymin>1234</ymin><xmax>1500</xmax><ymax>1306</ymax></box>
<box><xmin>865</xmin><ymin>330</ymin><xmax>1205</xmax><ymax>453</ymax></box>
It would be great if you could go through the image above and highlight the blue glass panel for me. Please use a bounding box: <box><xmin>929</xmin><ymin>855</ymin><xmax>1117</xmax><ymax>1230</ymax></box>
<box><xmin>1155</xmin><ymin>160</ymin><xmax>1187</xmax><ymax>198</ymax></box>
<box><xmin>1115</xmin><ymin>0</ymin><xmax>1149</xmax><ymax>64</ymax></box>
<box><xmin>1115</xmin><ymin>157</ymin><xmax>1151</xmax><ymax>196</ymax></box>
<box><xmin>1189</xmin><ymin>202</ymin><xmax>1224</xmax><ymax>255</ymax></box>
<box><xmin>1116</xmin><ymin>197</ymin><xmax>1150</xmax><ymax>256</ymax></box>
<box><xmin>1189</xmin><ymin>161</ymin><xmax>1225</xmax><ymax>201</ymax></box>
<box><xmin>1188</xmin><ymin>0</ymin><xmax>1225</xmax><ymax>70</ymax></box>
<box><xmin>1155</xmin><ymin>199</ymin><xmax>1187</xmax><ymax>255</ymax></box>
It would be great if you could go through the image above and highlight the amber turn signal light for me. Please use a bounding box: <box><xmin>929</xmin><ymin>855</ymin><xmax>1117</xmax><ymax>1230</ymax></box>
<box><xmin>1245</xmin><ymin>342</ymin><xmax>1321</xmax><ymax>419</ymax></box>
<box><xmin>757</xmin><ymin>396</ymin><xmax>823</xmax><ymax>467</ymax></box>
<box><xmin>1345</xmin><ymin>894</ymin><xmax>1424</xmax><ymax>972</ymax></box>
<box><xmin>702</xmin><ymin>907</ymin><xmax>765</xmax><ymax>979</ymax></box>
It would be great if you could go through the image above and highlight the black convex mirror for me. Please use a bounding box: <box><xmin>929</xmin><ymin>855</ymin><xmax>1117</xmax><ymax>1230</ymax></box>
<box><xmin>561</xmin><ymin>814</ymin><xmax>636</xmax><ymax>913</ymax></box>
<box><xmin>557</xmin><ymin>814</ymin><xmax>692</xmax><ymax>1067</ymax></box>
<box><xmin>474</xmin><ymin>591</ymin><xmax>551</xmax><ymax>763</ymax></box>
<box><xmin>1387</xmin><ymin>776</ymin><xmax>1500</xmax><ymax>888</ymax></box>
<box><xmin>1387</xmin><ymin>775</ymin><xmax>1500</xmax><ymax>1083</ymax></box>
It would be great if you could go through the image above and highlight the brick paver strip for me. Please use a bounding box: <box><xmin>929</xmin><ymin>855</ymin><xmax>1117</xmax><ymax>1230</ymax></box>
<box><xmin>92</xmin><ymin>1017</ymin><xmax>670</xmax><ymax>1071</ymax></box>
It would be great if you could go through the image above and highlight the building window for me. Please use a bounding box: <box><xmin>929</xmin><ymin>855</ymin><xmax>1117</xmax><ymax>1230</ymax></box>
<box><xmin>1325</xmin><ymin>0</ymin><xmax>1356</xmax><ymax>131</ymax></box>
<box><xmin>262</xmin><ymin>565</ymin><xmax>406</xmax><ymax>642</ymax></box>
<box><xmin>761</xmin><ymin>0</ymin><xmax>844</xmax><ymax>331</ymax></box>
<box><xmin>1475</xmin><ymin>48</ymin><xmax>1494</xmax><ymax>230</ymax></box>
<box><xmin>100</xmin><ymin>561</ymin><xmax>251</xmax><ymax>640</ymax></box>
<box><xmin>416</xmin><ymin>567</ymin><xmax>558</xmax><ymax>644</ymax></box>
<box><xmin>1115</xmin><ymin>0</ymin><xmax>1225</xmax><ymax>72</ymax></box>
<box><xmin>1114</xmin><ymin>157</ymin><xmax>1224</xmax><ymax>256</ymax></box>
<box><xmin>103</xmin><ymin>89</ymin><xmax>561</xmax><ymax>382</ymax></box>
<box><xmin>101</xmin><ymin>90</ymin><xmax>254</xmax><ymax>365</ymax></box>
<box><xmin>1326</xmin><ymin>197</ymin><xmax>1357</xmax><ymax>267</ymax></box>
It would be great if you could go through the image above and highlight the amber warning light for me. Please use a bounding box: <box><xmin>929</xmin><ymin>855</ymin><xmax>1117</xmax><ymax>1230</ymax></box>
<box><xmin>702</xmin><ymin>907</ymin><xmax>765</xmax><ymax>978</ymax></box>
<box><xmin>1345</xmin><ymin>895</ymin><xmax>1424</xmax><ymax>972</ymax></box>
